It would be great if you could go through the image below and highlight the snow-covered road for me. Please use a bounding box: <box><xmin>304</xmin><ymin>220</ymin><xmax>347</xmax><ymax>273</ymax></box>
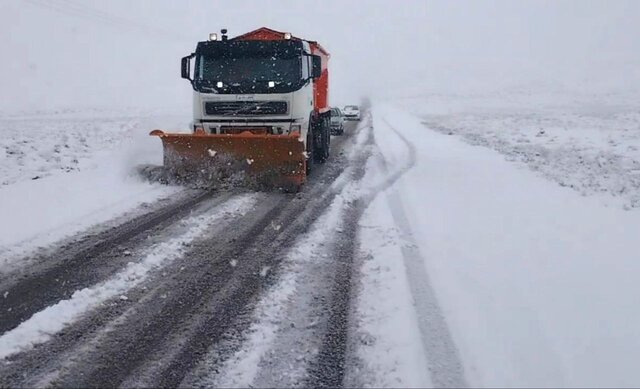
<box><xmin>0</xmin><ymin>117</ymin><xmax>373</xmax><ymax>388</ymax></box>
<box><xmin>1</xmin><ymin>103</ymin><xmax>639</xmax><ymax>387</ymax></box>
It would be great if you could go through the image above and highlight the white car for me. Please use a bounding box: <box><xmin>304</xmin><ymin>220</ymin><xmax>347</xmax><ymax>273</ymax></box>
<box><xmin>343</xmin><ymin>105</ymin><xmax>361</xmax><ymax>121</ymax></box>
<box><xmin>330</xmin><ymin>107</ymin><xmax>345</xmax><ymax>135</ymax></box>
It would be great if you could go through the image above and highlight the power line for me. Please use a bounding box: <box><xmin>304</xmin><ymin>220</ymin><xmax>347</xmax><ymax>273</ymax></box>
<box><xmin>56</xmin><ymin>0</ymin><xmax>191</xmax><ymax>40</ymax></box>
<box><xmin>24</xmin><ymin>0</ymin><xmax>190</xmax><ymax>42</ymax></box>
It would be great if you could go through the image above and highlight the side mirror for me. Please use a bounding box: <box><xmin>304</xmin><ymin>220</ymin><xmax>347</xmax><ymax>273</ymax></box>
<box><xmin>181</xmin><ymin>54</ymin><xmax>194</xmax><ymax>80</ymax></box>
<box><xmin>311</xmin><ymin>55</ymin><xmax>322</xmax><ymax>79</ymax></box>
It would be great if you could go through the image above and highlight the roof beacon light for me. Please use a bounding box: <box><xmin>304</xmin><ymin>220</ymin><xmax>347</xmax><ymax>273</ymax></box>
<box><xmin>268</xmin><ymin>81</ymin><xmax>275</xmax><ymax>88</ymax></box>
<box><xmin>209</xmin><ymin>33</ymin><xmax>218</xmax><ymax>41</ymax></box>
<box><xmin>217</xmin><ymin>81</ymin><xmax>223</xmax><ymax>88</ymax></box>
<box><xmin>284</xmin><ymin>32</ymin><xmax>292</xmax><ymax>40</ymax></box>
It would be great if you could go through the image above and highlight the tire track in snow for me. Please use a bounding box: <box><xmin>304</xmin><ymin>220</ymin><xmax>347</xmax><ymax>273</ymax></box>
<box><xmin>178</xmin><ymin>120</ymin><xmax>373</xmax><ymax>388</ymax></box>
<box><xmin>0</xmin><ymin>189</ymin><xmax>218</xmax><ymax>335</ymax></box>
<box><xmin>303</xmin><ymin>116</ymin><xmax>376</xmax><ymax>388</ymax></box>
<box><xmin>313</xmin><ymin>114</ymin><xmax>424</xmax><ymax>388</ymax></box>
<box><xmin>38</xmin><ymin>123</ymin><xmax>364</xmax><ymax>388</ymax></box>
<box><xmin>187</xmin><ymin>192</ymin><xmax>352</xmax><ymax>388</ymax></box>
<box><xmin>357</xmin><ymin>118</ymin><xmax>418</xmax><ymax>203</ymax></box>
<box><xmin>375</xmin><ymin>116</ymin><xmax>468</xmax><ymax>388</ymax></box>
<box><xmin>0</xmin><ymin>193</ymin><xmax>269</xmax><ymax>387</ymax></box>
<box><xmin>0</xmin><ymin>194</ymin><xmax>258</xmax><ymax>361</ymax></box>
<box><xmin>0</xmin><ymin>119</ymin><xmax>377</xmax><ymax>388</ymax></box>
<box><xmin>301</xmin><ymin>112</ymin><xmax>425</xmax><ymax>388</ymax></box>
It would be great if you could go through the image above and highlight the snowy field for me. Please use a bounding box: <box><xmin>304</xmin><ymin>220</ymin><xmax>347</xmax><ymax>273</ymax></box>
<box><xmin>401</xmin><ymin>92</ymin><xmax>640</xmax><ymax>210</ymax></box>
<box><xmin>0</xmin><ymin>109</ymin><xmax>189</xmax><ymax>267</ymax></box>
<box><xmin>0</xmin><ymin>108</ymin><xmax>189</xmax><ymax>186</ymax></box>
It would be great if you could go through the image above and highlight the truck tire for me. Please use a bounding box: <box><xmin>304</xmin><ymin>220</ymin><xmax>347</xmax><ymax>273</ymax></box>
<box><xmin>313</xmin><ymin>117</ymin><xmax>330</xmax><ymax>163</ymax></box>
<box><xmin>306</xmin><ymin>128</ymin><xmax>314</xmax><ymax>175</ymax></box>
<box><xmin>324</xmin><ymin>117</ymin><xmax>331</xmax><ymax>157</ymax></box>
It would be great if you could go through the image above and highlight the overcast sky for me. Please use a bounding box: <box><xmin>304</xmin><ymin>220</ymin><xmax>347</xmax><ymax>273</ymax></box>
<box><xmin>1</xmin><ymin>0</ymin><xmax>639</xmax><ymax>112</ymax></box>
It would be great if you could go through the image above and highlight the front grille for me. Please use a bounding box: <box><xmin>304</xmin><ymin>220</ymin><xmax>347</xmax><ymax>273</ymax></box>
<box><xmin>204</xmin><ymin>101</ymin><xmax>288</xmax><ymax>116</ymax></box>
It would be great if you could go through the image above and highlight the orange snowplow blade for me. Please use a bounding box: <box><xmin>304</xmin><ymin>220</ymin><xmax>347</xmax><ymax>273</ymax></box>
<box><xmin>150</xmin><ymin>130</ymin><xmax>306</xmax><ymax>190</ymax></box>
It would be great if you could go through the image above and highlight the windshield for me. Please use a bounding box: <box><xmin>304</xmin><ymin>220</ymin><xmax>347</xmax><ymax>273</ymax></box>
<box><xmin>199</xmin><ymin>55</ymin><xmax>300</xmax><ymax>86</ymax></box>
<box><xmin>194</xmin><ymin>40</ymin><xmax>305</xmax><ymax>94</ymax></box>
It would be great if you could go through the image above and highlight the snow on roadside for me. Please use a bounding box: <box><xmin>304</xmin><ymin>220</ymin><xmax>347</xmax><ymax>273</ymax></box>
<box><xmin>364</xmin><ymin>103</ymin><xmax>640</xmax><ymax>387</ymax></box>
<box><xmin>0</xmin><ymin>167</ymin><xmax>179</xmax><ymax>270</ymax></box>
<box><xmin>352</xmin><ymin>191</ymin><xmax>433</xmax><ymax>388</ymax></box>
<box><xmin>0</xmin><ymin>111</ymin><xmax>190</xmax><ymax>268</ymax></box>
<box><xmin>400</xmin><ymin>93</ymin><xmax>640</xmax><ymax>209</ymax></box>
<box><xmin>0</xmin><ymin>110</ymin><xmax>188</xmax><ymax>187</ymax></box>
<box><xmin>0</xmin><ymin>194</ymin><xmax>257</xmax><ymax>360</ymax></box>
<box><xmin>347</xmin><ymin>116</ymin><xmax>446</xmax><ymax>388</ymax></box>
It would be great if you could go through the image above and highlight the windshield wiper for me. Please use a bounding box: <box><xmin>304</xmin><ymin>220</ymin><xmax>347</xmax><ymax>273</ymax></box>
<box><xmin>194</xmin><ymin>79</ymin><xmax>219</xmax><ymax>93</ymax></box>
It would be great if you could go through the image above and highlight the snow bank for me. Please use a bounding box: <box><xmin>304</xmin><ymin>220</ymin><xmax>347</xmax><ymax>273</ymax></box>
<box><xmin>0</xmin><ymin>194</ymin><xmax>257</xmax><ymax>360</ymax></box>
<box><xmin>362</xmin><ymin>103</ymin><xmax>640</xmax><ymax>387</ymax></box>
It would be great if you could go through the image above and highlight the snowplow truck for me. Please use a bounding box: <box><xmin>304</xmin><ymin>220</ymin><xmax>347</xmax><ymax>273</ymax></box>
<box><xmin>151</xmin><ymin>27</ymin><xmax>331</xmax><ymax>190</ymax></box>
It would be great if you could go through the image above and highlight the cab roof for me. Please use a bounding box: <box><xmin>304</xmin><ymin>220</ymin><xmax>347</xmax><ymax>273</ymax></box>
<box><xmin>232</xmin><ymin>27</ymin><xmax>330</xmax><ymax>57</ymax></box>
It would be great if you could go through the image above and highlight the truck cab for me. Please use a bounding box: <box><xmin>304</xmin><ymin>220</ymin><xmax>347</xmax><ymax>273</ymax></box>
<box><xmin>180</xmin><ymin>28</ymin><xmax>332</xmax><ymax>166</ymax></box>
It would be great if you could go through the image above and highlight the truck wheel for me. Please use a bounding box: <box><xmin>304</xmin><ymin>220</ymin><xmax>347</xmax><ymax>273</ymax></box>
<box><xmin>311</xmin><ymin>115</ymin><xmax>331</xmax><ymax>164</ymax></box>
<box><xmin>306</xmin><ymin>129</ymin><xmax>315</xmax><ymax>175</ymax></box>
<box><xmin>313</xmin><ymin>119</ymin><xmax>327</xmax><ymax>163</ymax></box>
<box><xmin>324</xmin><ymin>117</ymin><xmax>331</xmax><ymax>157</ymax></box>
